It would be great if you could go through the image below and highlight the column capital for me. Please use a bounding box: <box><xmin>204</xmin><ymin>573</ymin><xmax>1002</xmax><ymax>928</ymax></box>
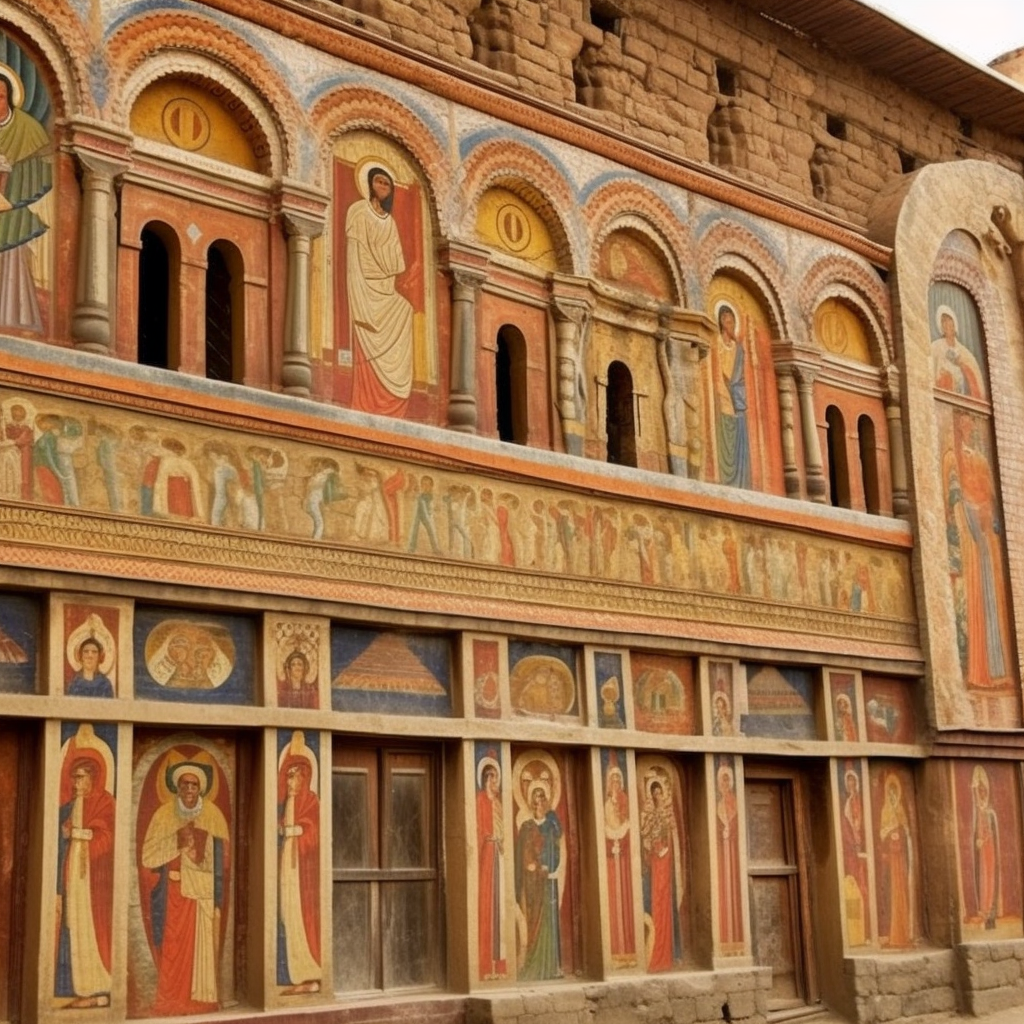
<box><xmin>275</xmin><ymin>179</ymin><xmax>329</xmax><ymax>239</ymax></box>
<box><xmin>62</xmin><ymin>118</ymin><xmax>133</xmax><ymax>181</ymax></box>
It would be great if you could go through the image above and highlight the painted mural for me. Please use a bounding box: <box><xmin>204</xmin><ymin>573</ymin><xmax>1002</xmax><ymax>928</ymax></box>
<box><xmin>0</xmin><ymin>387</ymin><xmax>916</xmax><ymax>639</ymax></box>
<box><xmin>594</xmin><ymin>651</ymin><xmax>626</xmax><ymax>729</ymax></box>
<box><xmin>60</xmin><ymin>599</ymin><xmax>124</xmax><ymax>698</ymax></box>
<box><xmin>0</xmin><ymin>590</ymin><xmax>37</xmax><ymax>692</ymax></box>
<box><xmin>511</xmin><ymin>747</ymin><xmax>577</xmax><ymax>980</ymax></box>
<box><xmin>134</xmin><ymin>608</ymin><xmax>255</xmax><ymax>705</ymax></box>
<box><xmin>837</xmin><ymin>759</ymin><xmax>871</xmax><ymax>948</ymax></box>
<box><xmin>636</xmin><ymin>755</ymin><xmax>685</xmax><ymax>971</ymax></box>
<box><xmin>597</xmin><ymin>230</ymin><xmax>674</xmax><ymax>301</ymax></box>
<box><xmin>472</xmin><ymin>639</ymin><xmax>502</xmax><ymax>720</ymax></box>
<box><xmin>475</xmin><ymin>188</ymin><xmax>558</xmax><ymax>271</ymax></box>
<box><xmin>828</xmin><ymin>671</ymin><xmax>860</xmax><ymax>742</ymax></box>
<box><xmin>131</xmin><ymin>734</ymin><xmax>235</xmax><ymax>1017</ymax></box>
<box><xmin>331</xmin><ymin>626</ymin><xmax>451</xmax><ymax>715</ymax></box>
<box><xmin>953</xmin><ymin>761</ymin><xmax>1023</xmax><ymax>939</ymax></box>
<box><xmin>631</xmin><ymin>653</ymin><xmax>693</xmax><ymax>735</ymax></box>
<box><xmin>937</xmin><ymin>403</ymin><xmax>1017</xmax><ymax>699</ymax></box>
<box><xmin>601</xmin><ymin>750</ymin><xmax>636</xmax><ymax>967</ymax></box>
<box><xmin>277</xmin><ymin>730</ymin><xmax>321</xmax><ymax>994</ymax></box>
<box><xmin>272</xmin><ymin>618</ymin><xmax>324</xmax><ymax>709</ymax></box>
<box><xmin>333</xmin><ymin>132</ymin><xmax>436</xmax><ymax>415</ymax></box>
<box><xmin>709</xmin><ymin>660</ymin><xmax>738</xmax><ymax>737</ymax></box>
<box><xmin>0</xmin><ymin>34</ymin><xmax>52</xmax><ymax>336</ymax></box>
<box><xmin>930</xmin><ymin>282</ymin><xmax>988</xmax><ymax>399</ymax></box>
<box><xmin>813</xmin><ymin>298</ymin><xmax>872</xmax><ymax>364</ymax></box>
<box><xmin>742</xmin><ymin>664</ymin><xmax>816</xmax><ymax>739</ymax></box>
<box><xmin>862</xmin><ymin>675</ymin><xmax>917</xmax><ymax>745</ymax></box>
<box><xmin>705</xmin><ymin>277</ymin><xmax>781</xmax><ymax>494</ymax></box>
<box><xmin>475</xmin><ymin>744</ymin><xmax>507</xmax><ymax>981</ymax></box>
<box><xmin>509</xmin><ymin>641</ymin><xmax>578</xmax><ymax>719</ymax></box>
<box><xmin>714</xmin><ymin>756</ymin><xmax>744</xmax><ymax>952</ymax></box>
<box><xmin>55</xmin><ymin>723</ymin><xmax>116</xmax><ymax>1009</ymax></box>
<box><xmin>870</xmin><ymin>763</ymin><xmax>919</xmax><ymax>950</ymax></box>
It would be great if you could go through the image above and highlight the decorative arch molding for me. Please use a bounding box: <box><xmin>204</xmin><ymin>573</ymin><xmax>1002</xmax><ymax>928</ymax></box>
<box><xmin>695</xmin><ymin>219</ymin><xmax>791</xmax><ymax>341</ymax></box>
<box><xmin>584</xmin><ymin>181</ymin><xmax>691</xmax><ymax>306</ymax></box>
<box><xmin>797</xmin><ymin>251</ymin><xmax>893</xmax><ymax>366</ymax></box>
<box><xmin>459</xmin><ymin>137</ymin><xmax>578</xmax><ymax>274</ymax></box>
<box><xmin>930</xmin><ymin>236</ymin><xmax>1009</xmax><ymax>358</ymax></box>
<box><xmin>105</xmin><ymin>12</ymin><xmax>298</xmax><ymax>177</ymax></box>
<box><xmin>0</xmin><ymin>0</ymin><xmax>86</xmax><ymax>117</ymax></box>
<box><xmin>310</xmin><ymin>85</ymin><xmax>449</xmax><ymax>236</ymax></box>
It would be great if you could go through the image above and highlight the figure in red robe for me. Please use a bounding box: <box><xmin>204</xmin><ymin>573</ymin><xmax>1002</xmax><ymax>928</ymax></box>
<box><xmin>477</xmin><ymin>758</ymin><xmax>506</xmax><ymax>979</ymax></box>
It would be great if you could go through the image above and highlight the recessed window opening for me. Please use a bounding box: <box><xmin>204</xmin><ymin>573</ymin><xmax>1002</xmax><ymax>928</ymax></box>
<box><xmin>606</xmin><ymin>360</ymin><xmax>637</xmax><ymax>468</ymax></box>
<box><xmin>587</xmin><ymin>0</ymin><xmax>621</xmax><ymax>35</ymax></box>
<box><xmin>138</xmin><ymin>227</ymin><xmax>171</xmax><ymax>369</ymax></box>
<box><xmin>825</xmin><ymin>405</ymin><xmax>850</xmax><ymax>508</ymax></box>
<box><xmin>898</xmin><ymin>150</ymin><xmax>917</xmax><ymax>173</ymax></box>
<box><xmin>496</xmin><ymin>325</ymin><xmax>528</xmax><ymax>444</ymax></box>
<box><xmin>958</xmin><ymin>116</ymin><xmax>974</xmax><ymax>139</ymax></box>
<box><xmin>205</xmin><ymin>241</ymin><xmax>243</xmax><ymax>383</ymax></box>
<box><xmin>716</xmin><ymin>64</ymin><xmax>737</xmax><ymax>96</ymax></box>
<box><xmin>826</xmin><ymin>114</ymin><xmax>847</xmax><ymax>140</ymax></box>
<box><xmin>858</xmin><ymin>415</ymin><xmax>880</xmax><ymax>514</ymax></box>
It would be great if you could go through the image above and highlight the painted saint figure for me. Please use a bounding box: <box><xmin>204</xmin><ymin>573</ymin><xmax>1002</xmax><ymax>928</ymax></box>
<box><xmin>878</xmin><ymin>772</ymin><xmax>914</xmax><ymax>949</ymax></box>
<box><xmin>639</xmin><ymin>770</ymin><xmax>682</xmax><ymax>970</ymax></box>
<box><xmin>56</xmin><ymin>740</ymin><xmax>114</xmax><ymax>1008</ymax></box>
<box><xmin>346</xmin><ymin>162</ymin><xmax>415</xmax><ymax>416</ymax></box>
<box><xmin>713</xmin><ymin>303</ymin><xmax>752</xmax><ymax>489</ymax></box>
<box><xmin>67</xmin><ymin>637</ymin><xmax>114</xmax><ymax>698</ymax></box>
<box><xmin>931</xmin><ymin>306</ymin><xmax>985</xmax><ymax>398</ymax></box>
<box><xmin>278</xmin><ymin>650</ymin><xmax>318</xmax><ymax>709</ymax></box>
<box><xmin>0</xmin><ymin>64</ymin><xmax>52</xmax><ymax>331</ymax></box>
<box><xmin>716</xmin><ymin>762</ymin><xmax>743</xmax><ymax>947</ymax></box>
<box><xmin>515</xmin><ymin>784</ymin><xmax>564</xmax><ymax>980</ymax></box>
<box><xmin>277</xmin><ymin>735</ymin><xmax>321</xmax><ymax>993</ymax></box>
<box><xmin>943</xmin><ymin>413</ymin><xmax>1013</xmax><ymax>688</ymax></box>
<box><xmin>476</xmin><ymin>757</ymin><xmax>506</xmax><ymax>980</ymax></box>
<box><xmin>840</xmin><ymin>767</ymin><xmax>870</xmax><ymax>946</ymax></box>
<box><xmin>970</xmin><ymin>765</ymin><xmax>1000</xmax><ymax>930</ymax></box>
<box><xmin>604</xmin><ymin>758</ymin><xmax>636</xmax><ymax>962</ymax></box>
<box><xmin>140</xmin><ymin>759</ymin><xmax>229</xmax><ymax>1015</ymax></box>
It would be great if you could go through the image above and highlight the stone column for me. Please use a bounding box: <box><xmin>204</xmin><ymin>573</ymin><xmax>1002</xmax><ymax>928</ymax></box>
<box><xmin>795</xmin><ymin>365</ymin><xmax>827</xmax><ymax>502</ymax></box>
<box><xmin>774</xmin><ymin>365</ymin><xmax>802</xmax><ymax>499</ymax></box>
<box><xmin>70</xmin><ymin>149</ymin><xmax>129</xmax><ymax>354</ymax></box>
<box><xmin>551</xmin><ymin>296</ymin><xmax>591</xmax><ymax>457</ymax></box>
<box><xmin>448</xmin><ymin>266</ymin><xmax>487</xmax><ymax>433</ymax></box>
<box><xmin>280</xmin><ymin>212</ymin><xmax>324</xmax><ymax>397</ymax></box>
<box><xmin>884</xmin><ymin>363</ymin><xmax>910</xmax><ymax>517</ymax></box>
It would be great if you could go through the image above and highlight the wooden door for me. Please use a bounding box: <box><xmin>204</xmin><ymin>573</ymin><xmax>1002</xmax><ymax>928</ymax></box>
<box><xmin>745</xmin><ymin>770</ymin><xmax>816</xmax><ymax>1011</ymax></box>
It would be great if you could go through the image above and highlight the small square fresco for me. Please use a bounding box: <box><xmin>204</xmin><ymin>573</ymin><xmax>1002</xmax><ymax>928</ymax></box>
<box><xmin>0</xmin><ymin>592</ymin><xmax>39</xmax><ymax>693</ymax></box>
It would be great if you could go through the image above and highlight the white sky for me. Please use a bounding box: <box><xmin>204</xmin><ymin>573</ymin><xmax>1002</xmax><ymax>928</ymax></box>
<box><xmin>870</xmin><ymin>0</ymin><xmax>1024</xmax><ymax>66</ymax></box>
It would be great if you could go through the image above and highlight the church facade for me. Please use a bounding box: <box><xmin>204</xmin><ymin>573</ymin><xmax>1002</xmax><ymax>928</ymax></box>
<box><xmin>2</xmin><ymin>1</ymin><xmax>1024</xmax><ymax>1023</ymax></box>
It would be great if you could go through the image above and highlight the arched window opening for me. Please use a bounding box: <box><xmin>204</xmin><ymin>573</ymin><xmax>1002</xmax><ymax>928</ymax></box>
<box><xmin>858</xmin><ymin>415</ymin><xmax>880</xmax><ymax>514</ymax></box>
<box><xmin>205</xmin><ymin>241</ymin><xmax>243</xmax><ymax>383</ymax></box>
<box><xmin>138</xmin><ymin>226</ymin><xmax>172</xmax><ymax>369</ymax></box>
<box><xmin>825</xmin><ymin>405</ymin><xmax>850</xmax><ymax>508</ymax></box>
<box><xmin>496</xmin><ymin>325</ymin><xmax>528</xmax><ymax>444</ymax></box>
<box><xmin>606</xmin><ymin>360</ymin><xmax>637</xmax><ymax>468</ymax></box>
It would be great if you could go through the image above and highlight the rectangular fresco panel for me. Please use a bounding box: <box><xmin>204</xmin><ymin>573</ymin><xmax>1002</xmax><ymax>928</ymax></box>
<box><xmin>276</xmin><ymin>730</ymin><xmax>322</xmax><ymax>994</ymax></box>
<box><xmin>828</xmin><ymin>670</ymin><xmax>860</xmax><ymax>742</ymax></box>
<box><xmin>602</xmin><ymin>749</ymin><xmax>637</xmax><ymax>967</ymax></box>
<box><xmin>472</xmin><ymin>639</ymin><xmax>502</xmax><ymax>720</ymax></box>
<box><xmin>836</xmin><ymin>760</ymin><xmax>872</xmax><ymax>947</ymax></box>
<box><xmin>509</xmin><ymin>640</ymin><xmax>578</xmax><ymax>720</ymax></box>
<box><xmin>594</xmin><ymin>651</ymin><xmax>626</xmax><ymax>729</ymax></box>
<box><xmin>475</xmin><ymin>742</ymin><xmax>507</xmax><ymax>980</ymax></box>
<box><xmin>953</xmin><ymin>761</ymin><xmax>1023</xmax><ymax>939</ymax></box>
<box><xmin>631</xmin><ymin>653</ymin><xmax>693</xmax><ymax>735</ymax></box>
<box><xmin>713</xmin><ymin>755</ymin><xmax>744</xmax><ymax>953</ymax></box>
<box><xmin>134</xmin><ymin>607</ymin><xmax>255</xmax><ymax>705</ymax></box>
<box><xmin>130</xmin><ymin>731</ymin><xmax>237</xmax><ymax>1017</ymax></box>
<box><xmin>55</xmin><ymin>723</ymin><xmax>117</xmax><ymax>1008</ymax></box>
<box><xmin>870</xmin><ymin>762</ymin><xmax>921</xmax><ymax>950</ymax></box>
<box><xmin>862</xmin><ymin>675</ymin><xmax>917</xmax><ymax>745</ymax></box>
<box><xmin>742</xmin><ymin>664</ymin><xmax>816</xmax><ymax>739</ymax></box>
<box><xmin>0</xmin><ymin>592</ymin><xmax>39</xmax><ymax>693</ymax></box>
<box><xmin>708</xmin><ymin>660</ymin><xmax>738</xmax><ymax>736</ymax></box>
<box><xmin>269</xmin><ymin>616</ymin><xmax>327</xmax><ymax>709</ymax></box>
<box><xmin>57</xmin><ymin>597</ymin><xmax>128</xmax><ymax>698</ymax></box>
<box><xmin>331</xmin><ymin>626</ymin><xmax>451</xmax><ymax>716</ymax></box>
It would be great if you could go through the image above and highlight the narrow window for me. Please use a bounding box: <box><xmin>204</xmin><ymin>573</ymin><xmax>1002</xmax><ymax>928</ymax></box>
<box><xmin>138</xmin><ymin>227</ymin><xmax>170</xmax><ymax>368</ymax></box>
<box><xmin>496</xmin><ymin>325</ymin><xmax>528</xmax><ymax>444</ymax></box>
<box><xmin>858</xmin><ymin>415</ymin><xmax>880</xmax><ymax>514</ymax></box>
<box><xmin>716</xmin><ymin>64</ymin><xmax>737</xmax><ymax>96</ymax></box>
<box><xmin>898</xmin><ymin>150</ymin><xmax>917</xmax><ymax>174</ymax></box>
<box><xmin>606</xmin><ymin>360</ymin><xmax>637</xmax><ymax>468</ymax></box>
<box><xmin>825</xmin><ymin>405</ymin><xmax>850</xmax><ymax>508</ymax></box>
<box><xmin>826</xmin><ymin>114</ymin><xmax>847</xmax><ymax>141</ymax></box>
<box><xmin>205</xmin><ymin>241</ymin><xmax>244</xmax><ymax>384</ymax></box>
